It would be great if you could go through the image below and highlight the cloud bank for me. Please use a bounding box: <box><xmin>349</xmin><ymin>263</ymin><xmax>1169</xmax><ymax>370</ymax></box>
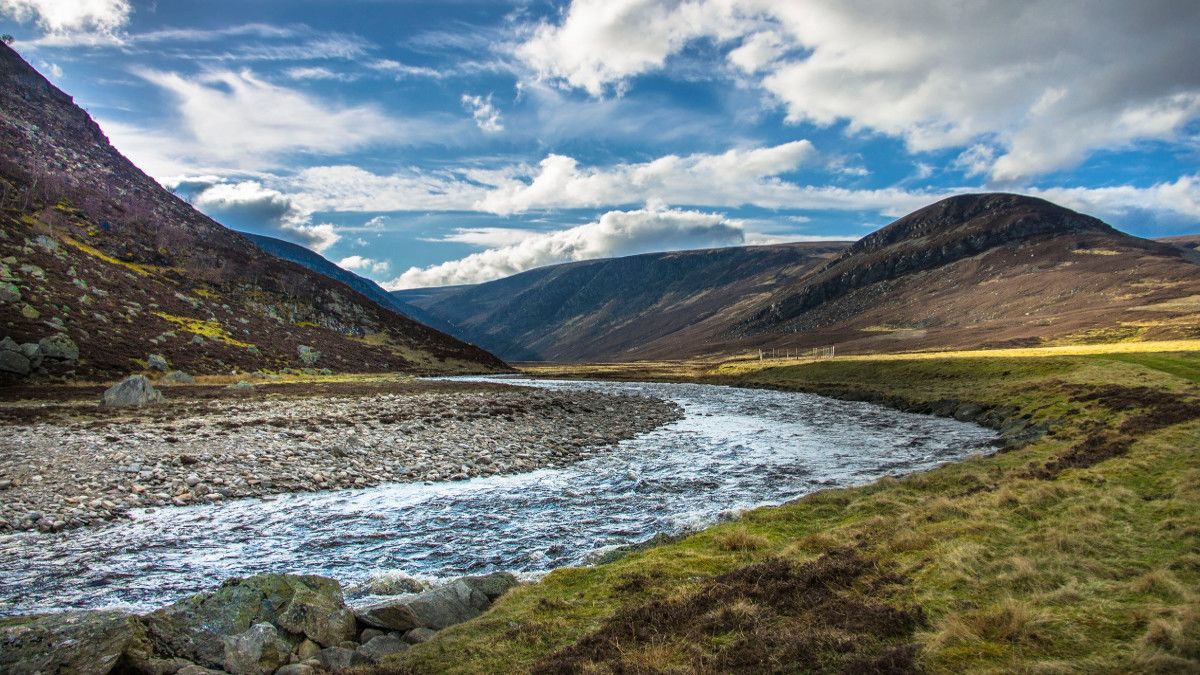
<box><xmin>518</xmin><ymin>0</ymin><xmax>1200</xmax><ymax>182</ymax></box>
<box><xmin>384</xmin><ymin>207</ymin><xmax>746</xmax><ymax>289</ymax></box>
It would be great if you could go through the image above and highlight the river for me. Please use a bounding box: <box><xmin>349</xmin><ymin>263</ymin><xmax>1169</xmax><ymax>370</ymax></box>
<box><xmin>0</xmin><ymin>377</ymin><xmax>995</xmax><ymax>615</ymax></box>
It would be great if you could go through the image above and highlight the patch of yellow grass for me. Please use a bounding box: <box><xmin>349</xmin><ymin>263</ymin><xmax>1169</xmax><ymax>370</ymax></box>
<box><xmin>152</xmin><ymin>312</ymin><xmax>255</xmax><ymax>348</ymax></box>
<box><xmin>1072</xmin><ymin>248</ymin><xmax>1121</xmax><ymax>256</ymax></box>
<box><xmin>63</xmin><ymin>236</ymin><xmax>170</xmax><ymax>277</ymax></box>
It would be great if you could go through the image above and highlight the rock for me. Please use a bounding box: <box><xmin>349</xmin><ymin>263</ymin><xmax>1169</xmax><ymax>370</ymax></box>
<box><xmin>360</xmin><ymin>628</ymin><xmax>386</xmax><ymax>644</ymax></box>
<box><xmin>319</xmin><ymin>646</ymin><xmax>368</xmax><ymax>670</ymax></box>
<box><xmin>223</xmin><ymin>623</ymin><xmax>293</xmax><ymax>675</ymax></box>
<box><xmin>148</xmin><ymin>353</ymin><xmax>170</xmax><ymax>371</ymax></box>
<box><xmin>402</xmin><ymin>627</ymin><xmax>438</xmax><ymax>644</ymax></box>
<box><xmin>21</xmin><ymin>303</ymin><xmax>39</xmax><ymax>319</ymax></box>
<box><xmin>359</xmin><ymin>571</ymin><xmax>427</xmax><ymax>596</ymax></box>
<box><xmin>38</xmin><ymin>334</ymin><xmax>79</xmax><ymax>361</ymax></box>
<box><xmin>462</xmin><ymin>572</ymin><xmax>520</xmax><ymax>601</ymax></box>
<box><xmin>274</xmin><ymin>665</ymin><xmax>316</xmax><ymax>675</ymax></box>
<box><xmin>0</xmin><ymin>280</ymin><xmax>19</xmax><ymax>303</ymax></box>
<box><xmin>354</xmin><ymin>600</ymin><xmax>420</xmax><ymax>633</ymax></box>
<box><xmin>191</xmin><ymin>335</ymin><xmax>205</xmax><ymax>345</ymax></box>
<box><xmin>138</xmin><ymin>656</ymin><xmax>203</xmax><ymax>675</ymax></box>
<box><xmin>358</xmin><ymin>580</ymin><xmax>489</xmax><ymax>632</ymax></box>
<box><xmin>102</xmin><ymin>375</ymin><xmax>164</xmax><ymax>408</ymax></box>
<box><xmin>295</xmin><ymin>638</ymin><xmax>322</xmax><ymax>661</ymax></box>
<box><xmin>177</xmin><ymin>666</ymin><xmax>227</xmax><ymax>675</ymax></box>
<box><xmin>163</xmin><ymin>370</ymin><xmax>196</xmax><ymax>384</ymax></box>
<box><xmin>297</xmin><ymin>345</ymin><xmax>321</xmax><ymax>365</ymax></box>
<box><xmin>275</xmin><ymin>583</ymin><xmax>357</xmax><ymax>647</ymax></box>
<box><xmin>0</xmin><ymin>610</ymin><xmax>154</xmax><ymax>675</ymax></box>
<box><xmin>145</xmin><ymin>574</ymin><xmax>353</xmax><ymax>669</ymax></box>
<box><xmin>357</xmin><ymin>634</ymin><xmax>410</xmax><ymax>663</ymax></box>
<box><xmin>227</xmin><ymin>381</ymin><xmax>255</xmax><ymax>392</ymax></box>
<box><xmin>19</xmin><ymin>342</ymin><xmax>42</xmax><ymax>369</ymax></box>
<box><xmin>0</xmin><ymin>347</ymin><xmax>30</xmax><ymax>375</ymax></box>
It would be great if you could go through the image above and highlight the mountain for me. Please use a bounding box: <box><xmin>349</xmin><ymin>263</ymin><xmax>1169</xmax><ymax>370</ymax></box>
<box><xmin>1157</xmin><ymin>234</ymin><xmax>1200</xmax><ymax>264</ymax></box>
<box><xmin>392</xmin><ymin>242</ymin><xmax>850</xmax><ymax>361</ymax></box>
<box><xmin>398</xmin><ymin>194</ymin><xmax>1200</xmax><ymax>362</ymax></box>
<box><xmin>0</xmin><ymin>44</ymin><xmax>507</xmax><ymax>381</ymax></box>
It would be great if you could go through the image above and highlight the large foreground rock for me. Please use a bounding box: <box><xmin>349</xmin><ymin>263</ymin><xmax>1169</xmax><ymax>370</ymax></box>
<box><xmin>144</xmin><ymin>574</ymin><xmax>355</xmax><ymax>669</ymax></box>
<box><xmin>223</xmin><ymin>623</ymin><xmax>293</xmax><ymax>675</ymax></box>
<box><xmin>357</xmin><ymin>579</ymin><xmax>490</xmax><ymax>632</ymax></box>
<box><xmin>102</xmin><ymin>374</ymin><xmax>164</xmax><ymax>408</ymax></box>
<box><xmin>0</xmin><ymin>610</ymin><xmax>153</xmax><ymax>674</ymax></box>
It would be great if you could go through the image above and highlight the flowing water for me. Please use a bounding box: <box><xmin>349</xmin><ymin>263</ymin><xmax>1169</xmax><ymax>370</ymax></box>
<box><xmin>0</xmin><ymin>377</ymin><xmax>996</xmax><ymax>616</ymax></box>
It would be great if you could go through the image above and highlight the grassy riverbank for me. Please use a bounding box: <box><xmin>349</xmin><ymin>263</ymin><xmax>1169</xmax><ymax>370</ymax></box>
<box><xmin>381</xmin><ymin>347</ymin><xmax>1200</xmax><ymax>673</ymax></box>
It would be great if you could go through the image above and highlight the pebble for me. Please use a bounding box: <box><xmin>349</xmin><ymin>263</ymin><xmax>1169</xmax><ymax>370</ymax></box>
<box><xmin>0</xmin><ymin>386</ymin><xmax>681</xmax><ymax>532</ymax></box>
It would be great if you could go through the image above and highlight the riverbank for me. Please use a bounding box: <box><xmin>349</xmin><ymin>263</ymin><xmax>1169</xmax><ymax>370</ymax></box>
<box><xmin>0</xmin><ymin>376</ymin><xmax>681</xmax><ymax>532</ymax></box>
<box><xmin>392</xmin><ymin>349</ymin><xmax>1200</xmax><ymax>673</ymax></box>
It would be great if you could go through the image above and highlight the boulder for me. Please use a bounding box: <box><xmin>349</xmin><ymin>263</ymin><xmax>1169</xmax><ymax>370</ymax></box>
<box><xmin>319</xmin><ymin>646</ymin><xmax>368</xmax><ymax>670</ymax></box>
<box><xmin>462</xmin><ymin>572</ymin><xmax>520</xmax><ymax>601</ymax></box>
<box><xmin>102</xmin><ymin>375</ymin><xmax>164</xmax><ymax>408</ymax></box>
<box><xmin>0</xmin><ymin>610</ymin><xmax>154</xmax><ymax>674</ymax></box>
<box><xmin>297</xmin><ymin>345</ymin><xmax>320</xmax><ymax>366</ymax></box>
<box><xmin>275</xmin><ymin>584</ymin><xmax>357</xmax><ymax>647</ymax></box>
<box><xmin>148</xmin><ymin>353</ymin><xmax>170</xmax><ymax>371</ymax></box>
<box><xmin>39</xmin><ymin>334</ymin><xmax>79</xmax><ymax>361</ymax></box>
<box><xmin>19</xmin><ymin>342</ymin><xmax>42</xmax><ymax>369</ymax></box>
<box><xmin>402</xmin><ymin>627</ymin><xmax>438</xmax><ymax>644</ymax></box>
<box><xmin>226</xmin><ymin>381</ymin><xmax>255</xmax><ymax>392</ymax></box>
<box><xmin>0</xmin><ymin>280</ymin><xmax>19</xmax><ymax>303</ymax></box>
<box><xmin>357</xmin><ymin>634</ymin><xmax>409</xmax><ymax>663</ymax></box>
<box><xmin>295</xmin><ymin>638</ymin><xmax>322</xmax><ymax>661</ymax></box>
<box><xmin>0</xmin><ymin>347</ymin><xmax>30</xmax><ymax>375</ymax></box>
<box><xmin>145</xmin><ymin>574</ymin><xmax>353</xmax><ymax>669</ymax></box>
<box><xmin>357</xmin><ymin>580</ymin><xmax>489</xmax><ymax>632</ymax></box>
<box><xmin>177</xmin><ymin>665</ymin><xmax>228</xmax><ymax>675</ymax></box>
<box><xmin>274</xmin><ymin>665</ymin><xmax>316</xmax><ymax>675</ymax></box>
<box><xmin>223</xmin><ymin>623</ymin><xmax>293</xmax><ymax>675</ymax></box>
<box><xmin>162</xmin><ymin>370</ymin><xmax>196</xmax><ymax>384</ymax></box>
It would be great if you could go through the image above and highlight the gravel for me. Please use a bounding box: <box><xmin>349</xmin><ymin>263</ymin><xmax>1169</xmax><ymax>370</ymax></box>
<box><xmin>0</xmin><ymin>384</ymin><xmax>681</xmax><ymax>532</ymax></box>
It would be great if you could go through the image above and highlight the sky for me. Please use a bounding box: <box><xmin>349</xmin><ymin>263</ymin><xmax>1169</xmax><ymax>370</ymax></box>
<box><xmin>2</xmin><ymin>0</ymin><xmax>1199</xmax><ymax>289</ymax></box>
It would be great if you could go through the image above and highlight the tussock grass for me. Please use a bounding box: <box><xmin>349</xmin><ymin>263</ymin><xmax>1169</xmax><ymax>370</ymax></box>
<box><xmin>383</xmin><ymin>351</ymin><xmax>1200</xmax><ymax>674</ymax></box>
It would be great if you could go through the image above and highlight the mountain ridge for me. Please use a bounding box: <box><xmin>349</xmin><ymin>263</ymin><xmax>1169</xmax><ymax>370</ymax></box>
<box><xmin>0</xmin><ymin>44</ymin><xmax>508</xmax><ymax>380</ymax></box>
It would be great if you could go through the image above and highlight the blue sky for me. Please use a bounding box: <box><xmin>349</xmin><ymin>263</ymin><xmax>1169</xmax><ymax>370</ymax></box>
<box><xmin>3</xmin><ymin>0</ymin><xmax>1199</xmax><ymax>288</ymax></box>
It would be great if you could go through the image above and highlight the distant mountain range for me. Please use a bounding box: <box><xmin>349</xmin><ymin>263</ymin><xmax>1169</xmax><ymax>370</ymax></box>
<box><xmin>0</xmin><ymin>44</ymin><xmax>507</xmax><ymax>381</ymax></box>
<box><xmin>394</xmin><ymin>194</ymin><xmax>1200</xmax><ymax>362</ymax></box>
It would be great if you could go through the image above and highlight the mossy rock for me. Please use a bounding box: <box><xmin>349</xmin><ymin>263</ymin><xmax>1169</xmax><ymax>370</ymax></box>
<box><xmin>0</xmin><ymin>610</ymin><xmax>154</xmax><ymax>674</ymax></box>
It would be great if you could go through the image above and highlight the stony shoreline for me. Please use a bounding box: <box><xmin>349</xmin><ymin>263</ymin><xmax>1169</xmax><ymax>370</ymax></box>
<box><xmin>0</xmin><ymin>378</ymin><xmax>682</xmax><ymax>532</ymax></box>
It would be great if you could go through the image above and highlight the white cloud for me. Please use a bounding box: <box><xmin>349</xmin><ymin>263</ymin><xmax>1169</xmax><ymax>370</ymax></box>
<box><xmin>1030</xmin><ymin>174</ymin><xmax>1200</xmax><ymax>224</ymax></box>
<box><xmin>516</xmin><ymin>0</ymin><xmax>1200</xmax><ymax>181</ymax></box>
<box><xmin>384</xmin><ymin>207</ymin><xmax>746</xmax><ymax>289</ymax></box>
<box><xmin>368</xmin><ymin>59</ymin><xmax>443</xmax><ymax>79</ymax></box>
<box><xmin>430</xmin><ymin>227</ymin><xmax>540</xmax><ymax>247</ymax></box>
<box><xmin>476</xmin><ymin>141</ymin><xmax>818</xmax><ymax>214</ymax></box>
<box><xmin>337</xmin><ymin>255</ymin><xmax>391</xmax><ymax>275</ymax></box>
<box><xmin>133</xmin><ymin>68</ymin><xmax>399</xmax><ymax>166</ymax></box>
<box><xmin>462</xmin><ymin>93</ymin><xmax>504</xmax><ymax>133</ymax></box>
<box><xmin>1</xmin><ymin>0</ymin><xmax>130</xmax><ymax>35</ymax></box>
<box><xmin>181</xmin><ymin>179</ymin><xmax>342</xmax><ymax>253</ymax></box>
<box><xmin>285</xmin><ymin>66</ymin><xmax>358</xmax><ymax>82</ymax></box>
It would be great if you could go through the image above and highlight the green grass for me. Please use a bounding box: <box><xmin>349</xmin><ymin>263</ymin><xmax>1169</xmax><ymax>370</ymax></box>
<box><xmin>378</xmin><ymin>352</ymin><xmax>1200</xmax><ymax>674</ymax></box>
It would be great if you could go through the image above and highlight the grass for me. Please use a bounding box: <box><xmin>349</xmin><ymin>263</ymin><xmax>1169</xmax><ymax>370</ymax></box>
<box><xmin>151</xmin><ymin>312</ymin><xmax>255</xmax><ymax>348</ymax></box>
<box><xmin>61</xmin><ymin>235</ymin><xmax>172</xmax><ymax>277</ymax></box>
<box><xmin>377</xmin><ymin>346</ymin><xmax>1200</xmax><ymax>674</ymax></box>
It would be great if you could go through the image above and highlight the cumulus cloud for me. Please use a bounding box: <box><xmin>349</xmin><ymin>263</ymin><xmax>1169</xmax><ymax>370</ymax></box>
<box><xmin>477</xmin><ymin>141</ymin><xmax>818</xmax><ymax>214</ymax></box>
<box><xmin>516</xmin><ymin>0</ymin><xmax>1200</xmax><ymax>181</ymax></box>
<box><xmin>337</xmin><ymin>255</ymin><xmax>390</xmax><ymax>275</ymax></box>
<box><xmin>1031</xmin><ymin>173</ymin><xmax>1200</xmax><ymax>225</ymax></box>
<box><xmin>134</xmin><ymin>68</ymin><xmax>399</xmax><ymax>166</ymax></box>
<box><xmin>172</xmin><ymin>178</ymin><xmax>342</xmax><ymax>253</ymax></box>
<box><xmin>384</xmin><ymin>207</ymin><xmax>746</xmax><ymax>289</ymax></box>
<box><xmin>462</xmin><ymin>93</ymin><xmax>504</xmax><ymax>132</ymax></box>
<box><xmin>0</xmin><ymin>0</ymin><xmax>130</xmax><ymax>35</ymax></box>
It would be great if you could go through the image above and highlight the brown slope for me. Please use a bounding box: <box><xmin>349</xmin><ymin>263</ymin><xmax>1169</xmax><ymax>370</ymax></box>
<box><xmin>0</xmin><ymin>44</ymin><xmax>507</xmax><ymax>382</ymax></box>
<box><xmin>393</xmin><ymin>243</ymin><xmax>848</xmax><ymax>362</ymax></box>
<box><xmin>712</xmin><ymin>194</ymin><xmax>1200</xmax><ymax>356</ymax></box>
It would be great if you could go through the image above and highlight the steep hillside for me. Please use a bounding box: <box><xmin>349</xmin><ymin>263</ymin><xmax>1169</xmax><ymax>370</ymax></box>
<box><xmin>400</xmin><ymin>194</ymin><xmax>1200</xmax><ymax>362</ymax></box>
<box><xmin>393</xmin><ymin>243</ymin><xmax>849</xmax><ymax>361</ymax></box>
<box><xmin>0</xmin><ymin>44</ymin><xmax>507</xmax><ymax>381</ymax></box>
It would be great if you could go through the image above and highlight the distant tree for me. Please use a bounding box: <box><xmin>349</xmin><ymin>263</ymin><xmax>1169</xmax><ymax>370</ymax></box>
<box><xmin>1</xmin><ymin>35</ymin><xmax>14</xmax><ymax>45</ymax></box>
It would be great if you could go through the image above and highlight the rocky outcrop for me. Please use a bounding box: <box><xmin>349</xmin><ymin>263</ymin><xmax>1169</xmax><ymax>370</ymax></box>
<box><xmin>0</xmin><ymin>610</ymin><xmax>154</xmax><ymax>674</ymax></box>
<box><xmin>101</xmin><ymin>374</ymin><xmax>164</xmax><ymax>408</ymax></box>
<box><xmin>1</xmin><ymin>571</ymin><xmax>522</xmax><ymax>674</ymax></box>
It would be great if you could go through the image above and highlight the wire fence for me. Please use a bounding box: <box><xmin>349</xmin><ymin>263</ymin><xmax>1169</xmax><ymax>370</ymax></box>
<box><xmin>757</xmin><ymin>345</ymin><xmax>836</xmax><ymax>360</ymax></box>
